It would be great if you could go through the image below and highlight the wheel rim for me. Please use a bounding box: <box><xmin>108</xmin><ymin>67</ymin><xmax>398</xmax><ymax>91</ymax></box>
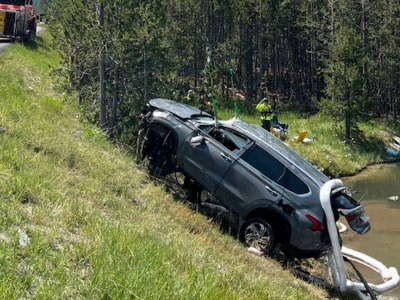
<box><xmin>244</xmin><ymin>222</ymin><xmax>272</xmax><ymax>253</ymax></box>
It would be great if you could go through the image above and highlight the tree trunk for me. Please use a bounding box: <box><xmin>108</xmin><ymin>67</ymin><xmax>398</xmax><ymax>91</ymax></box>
<box><xmin>143</xmin><ymin>39</ymin><xmax>149</xmax><ymax>104</ymax></box>
<box><xmin>99</xmin><ymin>1</ymin><xmax>107</xmax><ymax>130</ymax></box>
<box><xmin>110</xmin><ymin>64</ymin><xmax>120</xmax><ymax>136</ymax></box>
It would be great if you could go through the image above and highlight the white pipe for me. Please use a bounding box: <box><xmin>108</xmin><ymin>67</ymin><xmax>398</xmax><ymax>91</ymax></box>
<box><xmin>328</xmin><ymin>251</ymin><xmax>341</xmax><ymax>289</ymax></box>
<box><xmin>320</xmin><ymin>179</ymin><xmax>348</xmax><ymax>292</ymax></box>
<box><xmin>342</xmin><ymin>246</ymin><xmax>391</xmax><ymax>280</ymax></box>
<box><xmin>342</xmin><ymin>247</ymin><xmax>400</xmax><ymax>293</ymax></box>
<box><xmin>320</xmin><ymin>180</ymin><xmax>400</xmax><ymax>296</ymax></box>
<box><xmin>346</xmin><ymin>268</ymin><xmax>400</xmax><ymax>294</ymax></box>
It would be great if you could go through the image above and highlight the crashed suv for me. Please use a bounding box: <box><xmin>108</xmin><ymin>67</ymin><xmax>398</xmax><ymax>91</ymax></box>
<box><xmin>136</xmin><ymin>98</ymin><xmax>370</xmax><ymax>259</ymax></box>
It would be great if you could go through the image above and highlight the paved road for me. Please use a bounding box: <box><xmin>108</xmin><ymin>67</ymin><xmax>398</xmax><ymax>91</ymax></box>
<box><xmin>0</xmin><ymin>39</ymin><xmax>9</xmax><ymax>54</ymax></box>
<box><xmin>0</xmin><ymin>24</ymin><xmax>44</xmax><ymax>54</ymax></box>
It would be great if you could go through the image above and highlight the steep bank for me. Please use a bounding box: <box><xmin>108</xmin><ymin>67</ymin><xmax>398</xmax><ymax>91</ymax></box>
<box><xmin>0</xmin><ymin>31</ymin><xmax>333</xmax><ymax>299</ymax></box>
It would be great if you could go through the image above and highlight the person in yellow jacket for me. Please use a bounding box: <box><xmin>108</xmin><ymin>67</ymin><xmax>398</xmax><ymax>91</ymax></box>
<box><xmin>256</xmin><ymin>97</ymin><xmax>272</xmax><ymax>131</ymax></box>
<box><xmin>184</xmin><ymin>90</ymin><xmax>195</xmax><ymax>106</ymax></box>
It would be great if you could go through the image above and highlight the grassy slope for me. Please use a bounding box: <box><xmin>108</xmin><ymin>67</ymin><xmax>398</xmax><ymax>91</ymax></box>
<box><xmin>0</xmin><ymin>33</ymin><xmax>332</xmax><ymax>299</ymax></box>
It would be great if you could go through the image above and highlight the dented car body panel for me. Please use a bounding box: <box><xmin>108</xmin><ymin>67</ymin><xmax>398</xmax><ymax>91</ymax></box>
<box><xmin>137</xmin><ymin>98</ymin><xmax>370</xmax><ymax>259</ymax></box>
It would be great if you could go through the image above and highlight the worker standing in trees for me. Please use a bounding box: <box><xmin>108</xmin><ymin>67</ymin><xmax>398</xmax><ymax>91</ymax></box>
<box><xmin>256</xmin><ymin>97</ymin><xmax>273</xmax><ymax>132</ymax></box>
<box><xmin>184</xmin><ymin>90</ymin><xmax>195</xmax><ymax>106</ymax></box>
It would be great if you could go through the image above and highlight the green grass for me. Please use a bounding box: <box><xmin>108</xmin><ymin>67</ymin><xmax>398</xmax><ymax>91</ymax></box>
<box><xmin>0</xmin><ymin>32</ymin><xmax>334</xmax><ymax>299</ymax></box>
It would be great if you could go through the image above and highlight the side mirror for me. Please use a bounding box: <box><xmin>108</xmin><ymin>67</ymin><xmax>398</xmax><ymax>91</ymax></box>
<box><xmin>190</xmin><ymin>135</ymin><xmax>204</xmax><ymax>146</ymax></box>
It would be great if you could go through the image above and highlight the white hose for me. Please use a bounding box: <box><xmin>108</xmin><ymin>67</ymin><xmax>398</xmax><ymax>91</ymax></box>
<box><xmin>343</xmin><ymin>247</ymin><xmax>400</xmax><ymax>293</ymax></box>
<box><xmin>320</xmin><ymin>180</ymin><xmax>400</xmax><ymax>296</ymax></box>
<box><xmin>320</xmin><ymin>179</ymin><xmax>347</xmax><ymax>292</ymax></box>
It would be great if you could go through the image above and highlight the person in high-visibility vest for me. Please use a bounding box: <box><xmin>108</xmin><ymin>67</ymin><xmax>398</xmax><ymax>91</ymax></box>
<box><xmin>256</xmin><ymin>97</ymin><xmax>273</xmax><ymax>131</ymax></box>
<box><xmin>184</xmin><ymin>90</ymin><xmax>195</xmax><ymax>106</ymax></box>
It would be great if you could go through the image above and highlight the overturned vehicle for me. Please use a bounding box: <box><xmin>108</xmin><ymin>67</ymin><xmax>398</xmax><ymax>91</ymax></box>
<box><xmin>136</xmin><ymin>98</ymin><xmax>370</xmax><ymax>259</ymax></box>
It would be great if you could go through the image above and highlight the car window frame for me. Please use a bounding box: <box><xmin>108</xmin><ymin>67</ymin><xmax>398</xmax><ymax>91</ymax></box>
<box><xmin>240</xmin><ymin>144</ymin><xmax>311</xmax><ymax>195</ymax></box>
<box><xmin>198</xmin><ymin>124</ymin><xmax>252</xmax><ymax>155</ymax></box>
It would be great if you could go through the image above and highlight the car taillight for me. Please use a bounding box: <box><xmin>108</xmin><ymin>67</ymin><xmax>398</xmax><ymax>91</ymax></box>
<box><xmin>340</xmin><ymin>206</ymin><xmax>364</xmax><ymax>222</ymax></box>
<box><xmin>344</xmin><ymin>213</ymin><xmax>357</xmax><ymax>222</ymax></box>
<box><xmin>306</xmin><ymin>214</ymin><xmax>326</xmax><ymax>231</ymax></box>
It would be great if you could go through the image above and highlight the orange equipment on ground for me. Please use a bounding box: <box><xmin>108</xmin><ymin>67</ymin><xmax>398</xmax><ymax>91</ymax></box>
<box><xmin>290</xmin><ymin>130</ymin><xmax>307</xmax><ymax>144</ymax></box>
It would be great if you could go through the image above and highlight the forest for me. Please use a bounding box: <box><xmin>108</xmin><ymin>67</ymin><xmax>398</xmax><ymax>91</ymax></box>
<box><xmin>43</xmin><ymin>0</ymin><xmax>400</xmax><ymax>145</ymax></box>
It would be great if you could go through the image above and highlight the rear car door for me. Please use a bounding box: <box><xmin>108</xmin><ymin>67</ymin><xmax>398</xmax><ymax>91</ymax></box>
<box><xmin>178</xmin><ymin>130</ymin><xmax>239</xmax><ymax>193</ymax></box>
<box><xmin>215</xmin><ymin>144</ymin><xmax>287</xmax><ymax>215</ymax></box>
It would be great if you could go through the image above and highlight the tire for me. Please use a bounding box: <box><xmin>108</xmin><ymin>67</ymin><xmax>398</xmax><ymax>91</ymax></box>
<box><xmin>137</xmin><ymin>125</ymin><xmax>177</xmax><ymax>177</ymax></box>
<box><xmin>241</xmin><ymin>217</ymin><xmax>276</xmax><ymax>255</ymax></box>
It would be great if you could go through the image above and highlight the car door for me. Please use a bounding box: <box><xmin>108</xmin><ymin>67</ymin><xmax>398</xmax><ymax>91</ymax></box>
<box><xmin>215</xmin><ymin>144</ymin><xmax>286</xmax><ymax>215</ymax></box>
<box><xmin>178</xmin><ymin>130</ymin><xmax>239</xmax><ymax>193</ymax></box>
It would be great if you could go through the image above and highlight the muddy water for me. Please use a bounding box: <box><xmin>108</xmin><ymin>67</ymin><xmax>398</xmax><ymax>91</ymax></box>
<box><xmin>341</xmin><ymin>164</ymin><xmax>400</xmax><ymax>298</ymax></box>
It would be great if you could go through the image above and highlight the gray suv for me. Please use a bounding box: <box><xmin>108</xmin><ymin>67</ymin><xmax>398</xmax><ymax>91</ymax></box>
<box><xmin>137</xmin><ymin>99</ymin><xmax>370</xmax><ymax>259</ymax></box>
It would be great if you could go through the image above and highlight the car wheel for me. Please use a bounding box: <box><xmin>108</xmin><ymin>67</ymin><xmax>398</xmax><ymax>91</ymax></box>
<box><xmin>138</xmin><ymin>126</ymin><xmax>177</xmax><ymax>177</ymax></box>
<box><xmin>242</xmin><ymin>218</ymin><xmax>275</xmax><ymax>255</ymax></box>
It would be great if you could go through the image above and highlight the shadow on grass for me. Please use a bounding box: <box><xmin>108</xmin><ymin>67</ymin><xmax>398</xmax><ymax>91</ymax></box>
<box><xmin>24</xmin><ymin>37</ymin><xmax>39</xmax><ymax>50</ymax></box>
<box><xmin>352</xmin><ymin>130</ymin><xmax>386</xmax><ymax>154</ymax></box>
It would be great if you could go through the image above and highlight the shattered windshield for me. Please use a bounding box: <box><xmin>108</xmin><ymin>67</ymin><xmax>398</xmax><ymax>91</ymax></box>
<box><xmin>198</xmin><ymin>124</ymin><xmax>250</xmax><ymax>152</ymax></box>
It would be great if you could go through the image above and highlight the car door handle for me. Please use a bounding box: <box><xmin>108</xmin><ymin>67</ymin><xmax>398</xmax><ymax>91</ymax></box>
<box><xmin>265</xmin><ymin>185</ymin><xmax>277</xmax><ymax>196</ymax></box>
<box><xmin>220</xmin><ymin>152</ymin><xmax>232</xmax><ymax>162</ymax></box>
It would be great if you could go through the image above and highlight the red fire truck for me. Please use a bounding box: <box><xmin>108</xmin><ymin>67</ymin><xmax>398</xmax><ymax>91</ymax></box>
<box><xmin>0</xmin><ymin>0</ymin><xmax>36</xmax><ymax>41</ymax></box>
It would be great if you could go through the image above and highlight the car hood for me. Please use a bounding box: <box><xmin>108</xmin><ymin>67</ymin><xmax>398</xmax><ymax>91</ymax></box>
<box><xmin>149</xmin><ymin>98</ymin><xmax>212</xmax><ymax>120</ymax></box>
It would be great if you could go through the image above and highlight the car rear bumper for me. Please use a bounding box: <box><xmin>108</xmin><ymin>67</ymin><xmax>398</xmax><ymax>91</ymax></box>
<box><xmin>284</xmin><ymin>228</ymin><xmax>333</xmax><ymax>259</ymax></box>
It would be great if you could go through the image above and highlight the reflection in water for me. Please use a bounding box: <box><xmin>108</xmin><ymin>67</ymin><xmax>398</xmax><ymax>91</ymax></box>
<box><xmin>342</xmin><ymin>164</ymin><xmax>400</xmax><ymax>298</ymax></box>
<box><xmin>343</xmin><ymin>163</ymin><xmax>400</xmax><ymax>202</ymax></box>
